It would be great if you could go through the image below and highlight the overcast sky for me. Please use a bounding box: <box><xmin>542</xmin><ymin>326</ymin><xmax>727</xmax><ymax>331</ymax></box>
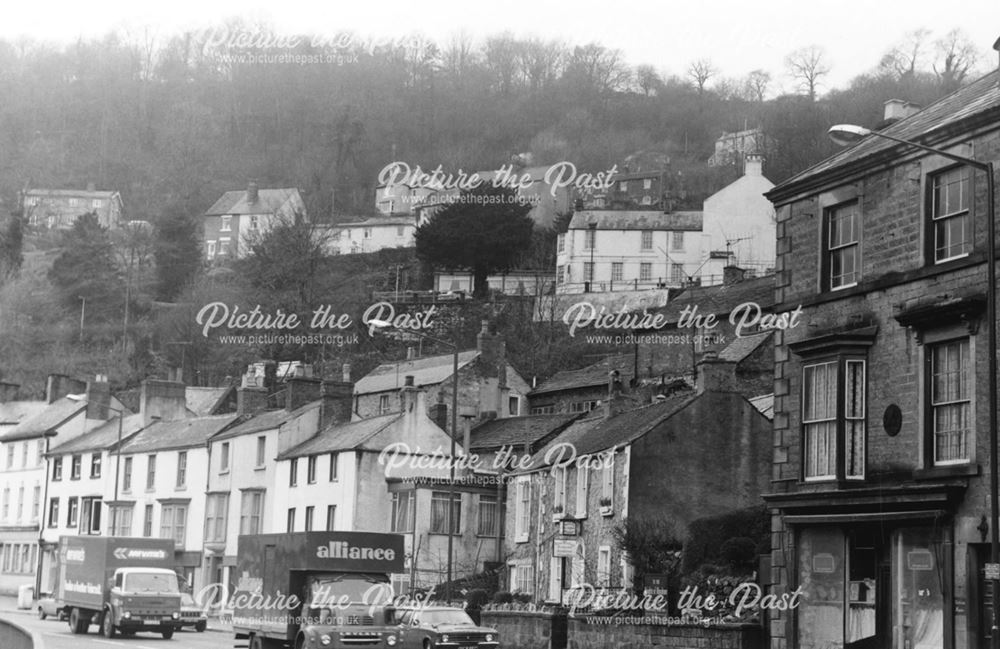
<box><xmin>6</xmin><ymin>0</ymin><xmax>999</xmax><ymax>92</ymax></box>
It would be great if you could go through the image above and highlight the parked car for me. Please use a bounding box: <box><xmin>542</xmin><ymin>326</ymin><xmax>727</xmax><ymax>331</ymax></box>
<box><xmin>179</xmin><ymin>593</ymin><xmax>208</xmax><ymax>632</ymax></box>
<box><xmin>36</xmin><ymin>593</ymin><xmax>65</xmax><ymax>621</ymax></box>
<box><xmin>392</xmin><ymin>606</ymin><xmax>499</xmax><ymax>649</ymax></box>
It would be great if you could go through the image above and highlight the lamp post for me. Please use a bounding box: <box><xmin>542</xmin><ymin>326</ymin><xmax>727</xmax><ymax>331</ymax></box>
<box><xmin>369</xmin><ymin>319</ymin><xmax>459</xmax><ymax>602</ymax></box>
<box><xmin>829</xmin><ymin>123</ymin><xmax>998</xmax><ymax>648</ymax></box>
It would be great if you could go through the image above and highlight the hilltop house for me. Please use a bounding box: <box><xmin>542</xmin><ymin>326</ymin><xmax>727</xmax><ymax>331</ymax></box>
<box><xmin>203</xmin><ymin>181</ymin><xmax>306</xmax><ymax>260</ymax></box>
<box><xmin>555</xmin><ymin>211</ymin><xmax>703</xmax><ymax>293</ymax></box>
<box><xmin>23</xmin><ymin>186</ymin><xmax>124</xmax><ymax>230</ymax></box>
<box><xmin>700</xmin><ymin>154</ymin><xmax>776</xmax><ymax>284</ymax></box>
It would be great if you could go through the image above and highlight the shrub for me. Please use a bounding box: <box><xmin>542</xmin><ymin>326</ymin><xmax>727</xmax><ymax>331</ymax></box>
<box><xmin>492</xmin><ymin>591</ymin><xmax>513</xmax><ymax>604</ymax></box>
<box><xmin>720</xmin><ymin>537</ymin><xmax>758</xmax><ymax>571</ymax></box>
<box><xmin>465</xmin><ymin>589</ymin><xmax>490</xmax><ymax>608</ymax></box>
<box><xmin>681</xmin><ymin>505</ymin><xmax>769</xmax><ymax>576</ymax></box>
<box><xmin>512</xmin><ymin>593</ymin><xmax>532</xmax><ymax>604</ymax></box>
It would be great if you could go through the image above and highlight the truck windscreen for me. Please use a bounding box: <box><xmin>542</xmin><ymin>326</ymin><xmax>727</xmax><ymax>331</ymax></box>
<box><xmin>125</xmin><ymin>572</ymin><xmax>180</xmax><ymax>593</ymax></box>
<box><xmin>308</xmin><ymin>574</ymin><xmax>389</xmax><ymax>606</ymax></box>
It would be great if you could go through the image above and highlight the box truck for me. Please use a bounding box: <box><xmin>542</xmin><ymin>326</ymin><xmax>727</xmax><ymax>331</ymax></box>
<box><xmin>233</xmin><ymin>531</ymin><xmax>405</xmax><ymax>649</ymax></box>
<box><xmin>56</xmin><ymin>535</ymin><xmax>183</xmax><ymax>639</ymax></box>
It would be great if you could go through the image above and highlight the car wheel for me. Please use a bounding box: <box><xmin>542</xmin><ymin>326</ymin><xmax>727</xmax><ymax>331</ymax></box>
<box><xmin>195</xmin><ymin>620</ymin><xmax>207</xmax><ymax>632</ymax></box>
<box><xmin>162</xmin><ymin>628</ymin><xmax>174</xmax><ymax>639</ymax></box>
<box><xmin>101</xmin><ymin>611</ymin><xmax>116</xmax><ymax>638</ymax></box>
<box><xmin>424</xmin><ymin>639</ymin><xmax>433</xmax><ymax>649</ymax></box>
<box><xmin>37</xmin><ymin>607</ymin><xmax>46</xmax><ymax>620</ymax></box>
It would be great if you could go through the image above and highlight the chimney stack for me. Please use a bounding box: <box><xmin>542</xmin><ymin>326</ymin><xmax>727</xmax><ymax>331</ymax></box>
<box><xmin>882</xmin><ymin>99</ymin><xmax>920</xmax><ymax>124</ymax></box>
<box><xmin>139</xmin><ymin>379</ymin><xmax>188</xmax><ymax>425</ymax></box>
<box><xmin>696</xmin><ymin>351</ymin><xmax>738</xmax><ymax>394</ymax></box>
<box><xmin>429</xmin><ymin>391</ymin><xmax>448</xmax><ymax>431</ymax></box>
<box><xmin>399</xmin><ymin>375</ymin><xmax>418</xmax><ymax>413</ymax></box>
<box><xmin>247</xmin><ymin>180</ymin><xmax>259</xmax><ymax>204</ymax></box>
<box><xmin>85</xmin><ymin>375</ymin><xmax>112</xmax><ymax>420</ymax></box>
<box><xmin>406</xmin><ymin>346</ymin><xmax>416</xmax><ymax>361</ymax></box>
<box><xmin>320</xmin><ymin>379</ymin><xmax>354</xmax><ymax>429</ymax></box>
<box><xmin>0</xmin><ymin>382</ymin><xmax>19</xmax><ymax>403</ymax></box>
<box><xmin>723</xmin><ymin>266</ymin><xmax>746</xmax><ymax>286</ymax></box>
<box><xmin>286</xmin><ymin>374</ymin><xmax>322</xmax><ymax>412</ymax></box>
<box><xmin>45</xmin><ymin>374</ymin><xmax>87</xmax><ymax>404</ymax></box>
<box><xmin>744</xmin><ymin>154</ymin><xmax>764</xmax><ymax>177</ymax></box>
<box><xmin>342</xmin><ymin>363</ymin><xmax>351</xmax><ymax>383</ymax></box>
<box><xmin>603</xmin><ymin>370</ymin><xmax>624</xmax><ymax>419</ymax></box>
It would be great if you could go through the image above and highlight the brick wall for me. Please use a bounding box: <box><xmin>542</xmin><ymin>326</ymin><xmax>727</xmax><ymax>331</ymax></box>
<box><xmin>481</xmin><ymin>610</ymin><xmax>567</xmax><ymax>649</ymax></box>
<box><xmin>569</xmin><ymin>617</ymin><xmax>761</xmax><ymax>649</ymax></box>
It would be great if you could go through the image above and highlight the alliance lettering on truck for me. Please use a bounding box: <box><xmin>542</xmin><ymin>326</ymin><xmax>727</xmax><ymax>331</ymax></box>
<box><xmin>233</xmin><ymin>531</ymin><xmax>405</xmax><ymax>649</ymax></box>
<box><xmin>56</xmin><ymin>536</ymin><xmax>183</xmax><ymax>640</ymax></box>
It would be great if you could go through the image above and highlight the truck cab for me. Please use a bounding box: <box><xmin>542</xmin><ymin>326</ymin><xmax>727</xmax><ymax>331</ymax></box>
<box><xmin>102</xmin><ymin>567</ymin><xmax>183</xmax><ymax>639</ymax></box>
<box><xmin>294</xmin><ymin>574</ymin><xmax>399</xmax><ymax>649</ymax></box>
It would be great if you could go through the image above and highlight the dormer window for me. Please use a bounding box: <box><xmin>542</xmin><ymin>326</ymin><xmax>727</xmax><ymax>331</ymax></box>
<box><xmin>220</xmin><ymin>215</ymin><xmax>232</xmax><ymax>232</ymax></box>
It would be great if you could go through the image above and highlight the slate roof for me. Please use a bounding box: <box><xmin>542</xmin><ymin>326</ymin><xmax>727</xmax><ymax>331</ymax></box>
<box><xmin>328</xmin><ymin>216</ymin><xmax>416</xmax><ymax>228</ymax></box>
<box><xmin>212</xmin><ymin>401</ymin><xmax>320</xmax><ymax>441</ymax></box>
<box><xmin>569</xmin><ymin>210</ymin><xmax>703</xmax><ymax>231</ymax></box>
<box><xmin>0</xmin><ymin>401</ymin><xmax>48</xmax><ymax>427</ymax></box>
<box><xmin>119</xmin><ymin>414</ymin><xmax>238</xmax><ymax>454</ymax></box>
<box><xmin>354</xmin><ymin>350</ymin><xmax>480</xmax><ymax>395</ymax></box>
<box><xmin>204</xmin><ymin>188</ymin><xmax>302</xmax><ymax>216</ymax></box>
<box><xmin>653</xmin><ymin>274</ymin><xmax>775</xmax><ymax>323</ymax></box>
<box><xmin>769</xmin><ymin>70</ymin><xmax>1000</xmax><ymax>200</ymax></box>
<box><xmin>718</xmin><ymin>331</ymin><xmax>773</xmax><ymax>363</ymax></box>
<box><xmin>526</xmin><ymin>390</ymin><xmax>699</xmax><ymax>469</ymax></box>
<box><xmin>469</xmin><ymin>413</ymin><xmax>582</xmax><ymax>452</ymax></box>
<box><xmin>49</xmin><ymin>414</ymin><xmax>146</xmax><ymax>454</ymax></box>
<box><xmin>531</xmin><ymin>354</ymin><xmax>634</xmax><ymax>396</ymax></box>
<box><xmin>26</xmin><ymin>189</ymin><xmax>119</xmax><ymax>199</ymax></box>
<box><xmin>278</xmin><ymin>413</ymin><xmax>401</xmax><ymax>459</ymax></box>
<box><xmin>0</xmin><ymin>397</ymin><xmax>87</xmax><ymax>442</ymax></box>
<box><xmin>185</xmin><ymin>387</ymin><xmax>233</xmax><ymax>417</ymax></box>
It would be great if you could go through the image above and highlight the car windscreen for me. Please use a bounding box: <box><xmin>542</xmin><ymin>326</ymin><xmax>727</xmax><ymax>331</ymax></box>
<box><xmin>124</xmin><ymin>572</ymin><xmax>179</xmax><ymax>593</ymax></box>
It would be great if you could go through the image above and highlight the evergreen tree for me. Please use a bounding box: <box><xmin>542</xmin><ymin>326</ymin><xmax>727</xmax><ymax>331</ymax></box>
<box><xmin>415</xmin><ymin>185</ymin><xmax>534</xmax><ymax>298</ymax></box>
<box><xmin>153</xmin><ymin>206</ymin><xmax>202</xmax><ymax>301</ymax></box>
<box><xmin>48</xmin><ymin>213</ymin><xmax>123</xmax><ymax>324</ymax></box>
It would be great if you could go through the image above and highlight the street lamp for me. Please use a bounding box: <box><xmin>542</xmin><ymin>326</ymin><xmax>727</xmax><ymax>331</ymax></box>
<box><xmin>829</xmin><ymin>123</ymin><xmax>998</xmax><ymax>648</ymax></box>
<box><xmin>369</xmin><ymin>319</ymin><xmax>459</xmax><ymax>602</ymax></box>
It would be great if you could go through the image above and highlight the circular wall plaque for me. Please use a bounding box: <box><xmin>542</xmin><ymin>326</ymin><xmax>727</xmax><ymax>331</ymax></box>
<box><xmin>883</xmin><ymin>404</ymin><xmax>902</xmax><ymax>437</ymax></box>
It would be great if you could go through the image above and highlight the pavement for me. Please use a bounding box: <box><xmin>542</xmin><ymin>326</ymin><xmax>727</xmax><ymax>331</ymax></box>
<box><xmin>0</xmin><ymin>594</ymin><xmax>235</xmax><ymax>634</ymax></box>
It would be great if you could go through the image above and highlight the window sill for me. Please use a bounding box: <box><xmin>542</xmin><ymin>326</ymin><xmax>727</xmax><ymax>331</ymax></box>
<box><xmin>913</xmin><ymin>464</ymin><xmax>980</xmax><ymax>480</ymax></box>
<box><xmin>600</xmin><ymin>506</ymin><xmax>614</xmax><ymax>517</ymax></box>
<box><xmin>428</xmin><ymin>532</ymin><xmax>463</xmax><ymax>537</ymax></box>
<box><xmin>254</xmin><ymin>466</ymin><xmax>266</xmax><ymax>472</ymax></box>
<box><xmin>219</xmin><ymin>470</ymin><xmax>230</xmax><ymax>476</ymax></box>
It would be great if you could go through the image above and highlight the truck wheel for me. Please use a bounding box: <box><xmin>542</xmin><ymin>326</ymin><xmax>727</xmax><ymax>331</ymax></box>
<box><xmin>195</xmin><ymin>620</ymin><xmax>207</xmax><ymax>632</ymax></box>
<box><xmin>101</xmin><ymin>611</ymin><xmax>116</xmax><ymax>638</ymax></box>
<box><xmin>69</xmin><ymin>608</ymin><xmax>88</xmax><ymax>634</ymax></box>
<box><xmin>37</xmin><ymin>607</ymin><xmax>47</xmax><ymax>620</ymax></box>
<box><xmin>162</xmin><ymin>628</ymin><xmax>174</xmax><ymax>639</ymax></box>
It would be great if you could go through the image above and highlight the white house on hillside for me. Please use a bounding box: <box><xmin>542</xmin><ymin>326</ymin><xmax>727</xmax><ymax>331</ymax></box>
<box><xmin>555</xmin><ymin>210</ymin><xmax>703</xmax><ymax>294</ymax></box>
<box><xmin>700</xmin><ymin>154</ymin><xmax>776</xmax><ymax>284</ymax></box>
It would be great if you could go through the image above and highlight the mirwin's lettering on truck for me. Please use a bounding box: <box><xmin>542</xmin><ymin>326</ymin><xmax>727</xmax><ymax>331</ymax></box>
<box><xmin>233</xmin><ymin>531</ymin><xmax>405</xmax><ymax>649</ymax></box>
<box><xmin>56</xmin><ymin>535</ymin><xmax>183</xmax><ymax>639</ymax></box>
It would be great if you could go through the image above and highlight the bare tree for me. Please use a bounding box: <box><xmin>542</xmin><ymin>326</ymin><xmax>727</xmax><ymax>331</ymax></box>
<box><xmin>934</xmin><ymin>29</ymin><xmax>980</xmax><ymax>91</ymax></box>
<box><xmin>565</xmin><ymin>43</ymin><xmax>631</xmax><ymax>93</ymax></box>
<box><xmin>518</xmin><ymin>38</ymin><xmax>565</xmax><ymax>90</ymax></box>
<box><xmin>634</xmin><ymin>64</ymin><xmax>662</xmax><ymax>96</ymax></box>
<box><xmin>879</xmin><ymin>28</ymin><xmax>931</xmax><ymax>79</ymax></box>
<box><xmin>785</xmin><ymin>45</ymin><xmax>830</xmax><ymax>101</ymax></box>
<box><xmin>483</xmin><ymin>33</ymin><xmax>521</xmax><ymax>94</ymax></box>
<box><xmin>687</xmin><ymin>58</ymin><xmax>716</xmax><ymax>95</ymax></box>
<box><xmin>743</xmin><ymin>69</ymin><xmax>771</xmax><ymax>102</ymax></box>
<box><xmin>441</xmin><ymin>31</ymin><xmax>477</xmax><ymax>82</ymax></box>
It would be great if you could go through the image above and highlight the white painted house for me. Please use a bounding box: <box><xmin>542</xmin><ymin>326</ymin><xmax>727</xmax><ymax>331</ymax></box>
<box><xmin>322</xmin><ymin>216</ymin><xmax>417</xmax><ymax>255</ymax></box>
<box><xmin>555</xmin><ymin>210</ymin><xmax>703</xmax><ymax>294</ymax></box>
<box><xmin>700</xmin><ymin>154</ymin><xmax>776</xmax><ymax>285</ymax></box>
